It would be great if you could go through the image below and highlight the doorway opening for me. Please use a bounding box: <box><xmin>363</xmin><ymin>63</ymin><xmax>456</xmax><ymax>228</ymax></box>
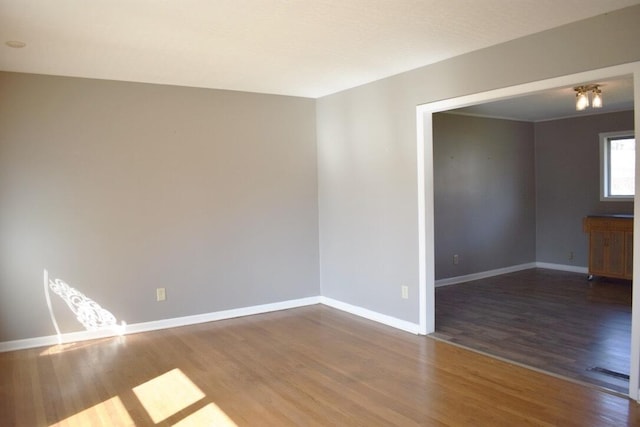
<box><xmin>416</xmin><ymin>62</ymin><xmax>640</xmax><ymax>399</ymax></box>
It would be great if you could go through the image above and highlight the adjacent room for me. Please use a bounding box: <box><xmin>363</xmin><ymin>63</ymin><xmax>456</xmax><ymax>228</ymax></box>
<box><xmin>2</xmin><ymin>1</ymin><xmax>640</xmax><ymax>425</ymax></box>
<box><xmin>430</xmin><ymin>79</ymin><xmax>635</xmax><ymax>393</ymax></box>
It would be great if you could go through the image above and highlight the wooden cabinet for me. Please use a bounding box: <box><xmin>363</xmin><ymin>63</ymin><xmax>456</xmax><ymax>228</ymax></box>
<box><xmin>583</xmin><ymin>215</ymin><xmax>633</xmax><ymax>280</ymax></box>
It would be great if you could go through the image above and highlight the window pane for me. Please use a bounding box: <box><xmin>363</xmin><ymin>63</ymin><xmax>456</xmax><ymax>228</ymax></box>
<box><xmin>610</xmin><ymin>137</ymin><xmax>635</xmax><ymax>196</ymax></box>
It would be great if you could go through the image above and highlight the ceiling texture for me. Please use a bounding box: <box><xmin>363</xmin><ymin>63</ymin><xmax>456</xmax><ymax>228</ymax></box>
<box><xmin>1</xmin><ymin>0</ymin><xmax>639</xmax><ymax>99</ymax></box>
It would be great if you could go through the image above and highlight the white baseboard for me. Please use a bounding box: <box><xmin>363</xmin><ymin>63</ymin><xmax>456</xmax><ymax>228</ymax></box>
<box><xmin>0</xmin><ymin>296</ymin><xmax>322</xmax><ymax>353</ymax></box>
<box><xmin>320</xmin><ymin>296</ymin><xmax>421</xmax><ymax>334</ymax></box>
<box><xmin>5</xmin><ymin>262</ymin><xmax>587</xmax><ymax>352</ymax></box>
<box><xmin>435</xmin><ymin>262</ymin><xmax>589</xmax><ymax>287</ymax></box>
<box><xmin>0</xmin><ymin>295</ymin><xmax>422</xmax><ymax>352</ymax></box>
<box><xmin>125</xmin><ymin>296</ymin><xmax>322</xmax><ymax>335</ymax></box>
<box><xmin>435</xmin><ymin>263</ymin><xmax>537</xmax><ymax>287</ymax></box>
<box><xmin>0</xmin><ymin>327</ymin><xmax>126</xmax><ymax>353</ymax></box>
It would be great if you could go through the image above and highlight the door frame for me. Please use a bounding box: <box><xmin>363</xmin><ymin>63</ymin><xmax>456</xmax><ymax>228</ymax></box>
<box><xmin>416</xmin><ymin>61</ymin><xmax>640</xmax><ymax>399</ymax></box>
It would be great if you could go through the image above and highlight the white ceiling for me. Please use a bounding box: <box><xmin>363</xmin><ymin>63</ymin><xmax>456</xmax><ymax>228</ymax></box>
<box><xmin>1</xmin><ymin>0</ymin><xmax>639</xmax><ymax>98</ymax></box>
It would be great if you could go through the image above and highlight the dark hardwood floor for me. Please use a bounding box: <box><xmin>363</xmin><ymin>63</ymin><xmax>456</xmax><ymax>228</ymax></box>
<box><xmin>2</xmin><ymin>304</ymin><xmax>639</xmax><ymax>426</ymax></box>
<box><xmin>433</xmin><ymin>268</ymin><xmax>632</xmax><ymax>394</ymax></box>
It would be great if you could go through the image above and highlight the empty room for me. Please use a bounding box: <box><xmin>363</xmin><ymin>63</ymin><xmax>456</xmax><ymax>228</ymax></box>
<box><xmin>431</xmin><ymin>91</ymin><xmax>635</xmax><ymax>393</ymax></box>
<box><xmin>2</xmin><ymin>1</ymin><xmax>640</xmax><ymax>426</ymax></box>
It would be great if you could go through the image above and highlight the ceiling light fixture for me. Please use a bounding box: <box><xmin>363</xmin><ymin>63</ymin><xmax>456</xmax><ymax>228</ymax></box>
<box><xmin>574</xmin><ymin>84</ymin><xmax>603</xmax><ymax>111</ymax></box>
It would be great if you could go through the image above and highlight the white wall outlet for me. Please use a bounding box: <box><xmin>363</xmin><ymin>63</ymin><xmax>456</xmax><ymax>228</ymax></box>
<box><xmin>156</xmin><ymin>287</ymin><xmax>166</xmax><ymax>302</ymax></box>
<box><xmin>401</xmin><ymin>285</ymin><xmax>409</xmax><ymax>299</ymax></box>
<box><xmin>453</xmin><ymin>254</ymin><xmax>459</xmax><ymax>265</ymax></box>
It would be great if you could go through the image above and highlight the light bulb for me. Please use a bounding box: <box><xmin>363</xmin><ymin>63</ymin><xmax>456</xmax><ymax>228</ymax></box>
<box><xmin>576</xmin><ymin>91</ymin><xmax>589</xmax><ymax>111</ymax></box>
<box><xmin>592</xmin><ymin>88</ymin><xmax>602</xmax><ymax>108</ymax></box>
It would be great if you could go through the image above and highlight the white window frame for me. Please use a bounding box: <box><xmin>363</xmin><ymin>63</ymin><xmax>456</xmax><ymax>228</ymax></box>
<box><xmin>599</xmin><ymin>130</ymin><xmax>635</xmax><ymax>202</ymax></box>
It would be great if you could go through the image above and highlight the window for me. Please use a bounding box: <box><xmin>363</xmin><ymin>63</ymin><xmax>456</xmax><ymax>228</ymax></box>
<box><xmin>600</xmin><ymin>130</ymin><xmax>635</xmax><ymax>201</ymax></box>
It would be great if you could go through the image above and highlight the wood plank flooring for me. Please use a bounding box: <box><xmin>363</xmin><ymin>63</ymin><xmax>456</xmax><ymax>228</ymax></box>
<box><xmin>433</xmin><ymin>268</ymin><xmax>632</xmax><ymax>394</ymax></box>
<box><xmin>1</xmin><ymin>304</ymin><xmax>639</xmax><ymax>426</ymax></box>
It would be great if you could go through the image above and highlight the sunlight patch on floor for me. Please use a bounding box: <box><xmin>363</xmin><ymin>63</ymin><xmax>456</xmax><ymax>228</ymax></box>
<box><xmin>133</xmin><ymin>368</ymin><xmax>206</xmax><ymax>424</ymax></box>
<box><xmin>39</xmin><ymin>336</ymin><xmax>126</xmax><ymax>356</ymax></box>
<box><xmin>50</xmin><ymin>396</ymin><xmax>133</xmax><ymax>426</ymax></box>
<box><xmin>173</xmin><ymin>403</ymin><xmax>238</xmax><ymax>427</ymax></box>
<box><xmin>47</xmin><ymin>367</ymin><xmax>237</xmax><ymax>425</ymax></box>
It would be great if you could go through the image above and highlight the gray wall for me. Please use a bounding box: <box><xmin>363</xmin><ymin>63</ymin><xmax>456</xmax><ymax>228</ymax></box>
<box><xmin>535</xmin><ymin>110</ymin><xmax>635</xmax><ymax>266</ymax></box>
<box><xmin>431</xmin><ymin>110</ymin><xmax>634</xmax><ymax>280</ymax></box>
<box><xmin>433</xmin><ymin>114</ymin><xmax>535</xmax><ymax>279</ymax></box>
<box><xmin>0</xmin><ymin>72</ymin><xmax>319</xmax><ymax>342</ymax></box>
<box><xmin>3</xmin><ymin>5</ymin><xmax>640</xmax><ymax>342</ymax></box>
<box><xmin>316</xmin><ymin>6</ymin><xmax>640</xmax><ymax>324</ymax></box>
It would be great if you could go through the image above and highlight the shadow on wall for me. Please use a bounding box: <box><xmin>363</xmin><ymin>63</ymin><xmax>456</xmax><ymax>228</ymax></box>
<box><xmin>44</xmin><ymin>269</ymin><xmax>126</xmax><ymax>343</ymax></box>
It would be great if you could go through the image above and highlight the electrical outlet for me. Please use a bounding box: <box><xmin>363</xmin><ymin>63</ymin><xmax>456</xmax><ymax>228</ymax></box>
<box><xmin>401</xmin><ymin>285</ymin><xmax>409</xmax><ymax>299</ymax></box>
<box><xmin>156</xmin><ymin>287</ymin><xmax>166</xmax><ymax>302</ymax></box>
<box><xmin>568</xmin><ymin>251</ymin><xmax>574</xmax><ymax>260</ymax></box>
<box><xmin>453</xmin><ymin>254</ymin><xmax>459</xmax><ymax>265</ymax></box>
